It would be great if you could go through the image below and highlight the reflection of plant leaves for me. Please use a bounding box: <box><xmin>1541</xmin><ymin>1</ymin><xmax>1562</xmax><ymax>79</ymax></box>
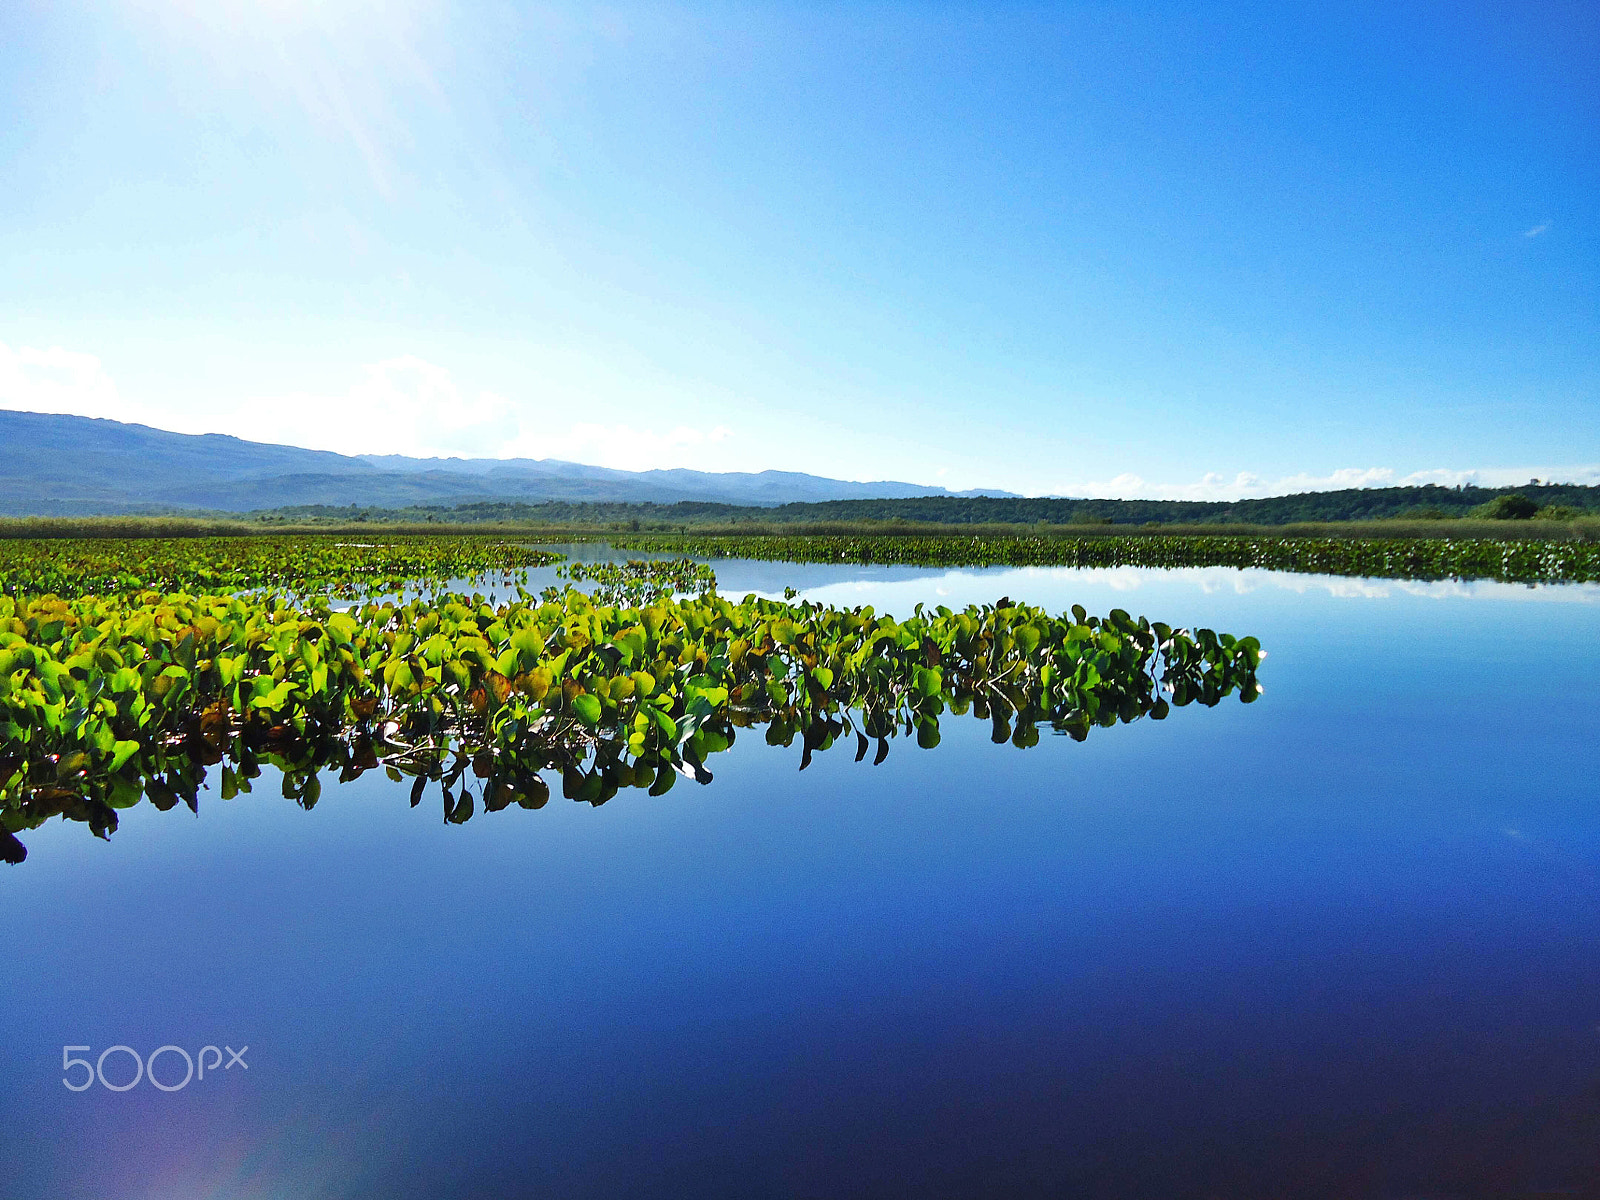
<box><xmin>444</xmin><ymin>789</ymin><xmax>473</xmax><ymax>824</ymax></box>
<box><xmin>0</xmin><ymin>827</ymin><xmax>26</xmax><ymax>863</ymax></box>
<box><xmin>1</xmin><ymin>583</ymin><xmax>1261</xmax><ymax>861</ymax></box>
<box><xmin>677</xmin><ymin>751</ymin><xmax>712</xmax><ymax>786</ymax></box>
<box><xmin>147</xmin><ymin>782</ymin><xmax>180</xmax><ymax>812</ymax></box>
<box><xmin>518</xmin><ymin>775</ymin><xmax>550</xmax><ymax>809</ymax></box>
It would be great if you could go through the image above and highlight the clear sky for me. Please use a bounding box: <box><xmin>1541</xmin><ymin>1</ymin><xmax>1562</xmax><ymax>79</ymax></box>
<box><xmin>1</xmin><ymin>1</ymin><xmax>1595</xmax><ymax>498</ymax></box>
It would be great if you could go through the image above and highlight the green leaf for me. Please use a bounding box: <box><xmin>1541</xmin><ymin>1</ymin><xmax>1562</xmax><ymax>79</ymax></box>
<box><xmin>647</xmin><ymin>705</ymin><xmax>678</xmax><ymax>741</ymax></box>
<box><xmin>510</xmin><ymin>626</ymin><xmax>544</xmax><ymax>665</ymax></box>
<box><xmin>250</xmin><ymin>680</ymin><xmax>296</xmax><ymax>711</ymax></box>
<box><xmin>684</xmin><ymin>679</ymin><xmax>728</xmax><ymax>708</ymax></box>
<box><xmin>109</xmin><ymin>739</ymin><xmax>141</xmax><ymax>772</ymax></box>
<box><xmin>571</xmin><ymin>692</ymin><xmax>602</xmax><ymax>726</ymax></box>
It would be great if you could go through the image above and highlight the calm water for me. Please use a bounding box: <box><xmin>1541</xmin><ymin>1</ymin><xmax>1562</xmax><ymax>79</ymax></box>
<box><xmin>4</xmin><ymin>559</ymin><xmax>1600</xmax><ymax>1199</ymax></box>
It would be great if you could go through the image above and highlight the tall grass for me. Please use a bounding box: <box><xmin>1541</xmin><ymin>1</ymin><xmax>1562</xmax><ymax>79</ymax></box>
<box><xmin>3</xmin><ymin>514</ymin><xmax>1596</xmax><ymax>543</ymax></box>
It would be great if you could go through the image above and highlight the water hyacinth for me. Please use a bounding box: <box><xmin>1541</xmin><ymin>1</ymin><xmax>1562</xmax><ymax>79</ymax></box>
<box><xmin>605</xmin><ymin>533</ymin><xmax>1600</xmax><ymax>584</ymax></box>
<box><xmin>0</xmin><ymin>534</ymin><xmax>561</xmax><ymax>600</ymax></box>
<box><xmin>0</xmin><ymin>586</ymin><xmax>1260</xmax><ymax>862</ymax></box>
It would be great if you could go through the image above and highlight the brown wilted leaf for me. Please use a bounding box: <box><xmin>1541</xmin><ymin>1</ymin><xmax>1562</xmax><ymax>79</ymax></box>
<box><xmin>199</xmin><ymin>702</ymin><xmax>228</xmax><ymax>736</ymax></box>
<box><xmin>514</xmin><ymin>666</ymin><xmax>552</xmax><ymax>701</ymax></box>
<box><xmin>484</xmin><ymin>671</ymin><xmax>512</xmax><ymax>705</ymax></box>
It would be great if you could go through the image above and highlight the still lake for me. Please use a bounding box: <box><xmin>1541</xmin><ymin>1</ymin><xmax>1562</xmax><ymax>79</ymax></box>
<box><xmin>4</xmin><ymin>554</ymin><xmax>1599</xmax><ymax>1199</ymax></box>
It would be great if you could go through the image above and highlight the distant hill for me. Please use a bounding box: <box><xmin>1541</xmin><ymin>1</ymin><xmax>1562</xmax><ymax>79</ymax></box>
<box><xmin>6</xmin><ymin>409</ymin><xmax>1592</xmax><ymax>525</ymax></box>
<box><xmin>0</xmin><ymin>409</ymin><xmax>1013</xmax><ymax>514</ymax></box>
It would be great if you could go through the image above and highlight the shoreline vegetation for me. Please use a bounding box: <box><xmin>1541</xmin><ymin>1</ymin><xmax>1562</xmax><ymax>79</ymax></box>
<box><xmin>2</xmin><ymin>523</ymin><xmax>1599</xmax><ymax>586</ymax></box>
<box><xmin>2</xmin><ymin>483</ymin><xmax>1598</xmax><ymax>541</ymax></box>
<box><xmin>604</xmin><ymin>532</ymin><xmax>1600</xmax><ymax>585</ymax></box>
<box><xmin>3</xmin><ymin>515</ymin><xmax>1599</xmax><ymax>543</ymax></box>
<box><xmin>5</xmin><ymin>516</ymin><xmax>1600</xmax><ymax>541</ymax></box>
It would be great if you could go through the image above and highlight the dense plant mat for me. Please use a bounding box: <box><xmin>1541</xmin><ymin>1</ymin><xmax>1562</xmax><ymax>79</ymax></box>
<box><xmin>603</xmin><ymin>533</ymin><xmax>1600</xmax><ymax>584</ymax></box>
<box><xmin>0</xmin><ymin>587</ymin><xmax>1259</xmax><ymax>862</ymax></box>
<box><xmin>0</xmin><ymin>535</ymin><xmax>561</xmax><ymax>600</ymax></box>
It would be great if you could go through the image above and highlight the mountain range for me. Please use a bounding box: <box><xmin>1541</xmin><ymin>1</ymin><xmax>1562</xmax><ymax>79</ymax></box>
<box><xmin>0</xmin><ymin>409</ymin><xmax>1012</xmax><ymax>515</ymax></box>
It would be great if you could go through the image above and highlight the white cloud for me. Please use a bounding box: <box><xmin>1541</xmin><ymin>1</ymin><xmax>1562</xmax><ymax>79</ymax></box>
<box><xmin>1524</xmin><ymin>222</ymin><xmax>1551</xmax><ymax>238</ymax></box>
<box><xmin>1390</xmin><ymin>464</ymin><xmax>1600</xmax><ymax>488</ymax></box>
<box><xmin>1068</xmin><ymin>467</ymin><xmax>1397</xmax><ymax>501</ymax></box>
<box><xmin>1055</xmin><ymin>464</ymin><xmax>1600</xmax><ymax>501</ymax></box>
<box><xmin>0</xmin><ymin>342</ymin><xmax>124</xmax><ymax>421</ymax></box>
<box><xmin>269</xmin><ymin>356</ymin><xmax>522</xmax><ymax>458</ymax></box>
<box><xmin>0</xmin><ymin>341</ymin><xmax>738</xmax><ymax>470</ymax></box>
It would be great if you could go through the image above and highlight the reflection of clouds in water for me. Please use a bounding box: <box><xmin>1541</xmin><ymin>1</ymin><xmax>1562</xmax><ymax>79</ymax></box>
<box><xmin>1265</xmin><ymin>576</ymin><xmax>1396</xmax><ymax>600</ymax></box>
<box><xmin>1011</xmin><ymin>563</ymin><xmax>1401</xmax><ymax>601</ymax></box>
<box><xmin>1267</xmin><ymin>574</ymin><xmax>1600</xmax><ymax>604</ymax></box>
<box><xmin>997</xmin><ymin>567</ymin><xmax>1597</xmax><ymax>605</ymax></box>
<box><xmin>1066</xmin><ymin>567</ymin><xmax>1599</xmax><ymax>604</ymax></box>
<box><xmin>784</xmin><ymin>565</ymin><xmax>1600</xmax><ymax>611</ymax></box>
<box><xmin>539</xmin><ymin>551</ymin><xmax>1600</xmax><ymax>611</ymax></box>
<box><xmin>1388</xmin><ymin>578</ymin><xmax>1586</xmax><ymax>603</ymax></box>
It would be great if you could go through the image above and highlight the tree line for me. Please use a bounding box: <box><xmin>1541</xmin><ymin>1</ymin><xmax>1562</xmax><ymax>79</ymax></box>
<box><xmin>250</xmin><ymin>483</ymin><xmax>1598</xmax><ymax>527</ymax></box>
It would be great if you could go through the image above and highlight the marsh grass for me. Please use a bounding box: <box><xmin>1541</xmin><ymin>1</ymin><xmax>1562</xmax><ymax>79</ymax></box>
<box><xmin>4</xmin><ymin>515</ymin><xmax>1597</xmax><ymax>543</ymax></box>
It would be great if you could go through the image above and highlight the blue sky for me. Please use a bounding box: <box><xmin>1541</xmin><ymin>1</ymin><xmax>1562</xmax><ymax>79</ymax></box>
<box><xmin>1</xmin><ymin>1</ymin><xmax>1595</xmax><ymax>497</ymax></box>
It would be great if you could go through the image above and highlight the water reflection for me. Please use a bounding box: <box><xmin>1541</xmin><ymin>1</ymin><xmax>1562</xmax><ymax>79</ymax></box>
<box><xmin>1</xmin><ymin>590</ymin><xmax>1260</xmax><ymax>863</ymax></box>
<box><xmin>512</xmin><ymin>547</ymin><xmax>1600</xmax><ymax>609</ymax></box>
<box><xmin>5</xmin><ymin>559</ymin><xmax>1599</xmax><ymax>1200</ymax></box>
<box><xmin>772</xmin><ymin>564</ymin><xmax>1600</xmax><ymax>608</ymax></box>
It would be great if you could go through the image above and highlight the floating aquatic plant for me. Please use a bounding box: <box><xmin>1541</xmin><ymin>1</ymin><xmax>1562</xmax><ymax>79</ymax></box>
<box><xmin>0</xmin><ymin>586</ymin><xmax>1259</xmax><ymax>862</ymax></box>
<box><xmin>603</xmin><ymin>533</ymin><xmax>1600</xmax><ymax>584</ymax></box>
<box><xmin>0</xmin><ymin>535</ymin><xmax>561</xmax><ymax>600</ymax></box>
